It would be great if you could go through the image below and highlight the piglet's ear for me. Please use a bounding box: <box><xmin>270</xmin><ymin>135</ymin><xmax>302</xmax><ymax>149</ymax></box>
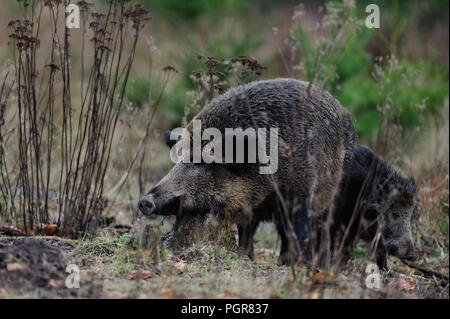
<box><xmin>354</xmin><ymin>144</ymin><xmax>375</xmax><ymax>170</ymax></box>
<box><xmin>163</xmin><ymin>130</ymin><xmax>181</xmax><ymax>148</ymax></box>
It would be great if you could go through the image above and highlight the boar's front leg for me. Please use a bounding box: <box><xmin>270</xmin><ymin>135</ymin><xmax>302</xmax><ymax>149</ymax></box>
<box><xmin>375</xmin><ymin>243</ymin><xmax>388</xmax><ymax>271</ymax></box>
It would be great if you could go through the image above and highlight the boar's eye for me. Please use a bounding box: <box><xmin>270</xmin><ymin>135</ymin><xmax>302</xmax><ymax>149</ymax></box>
<box><xmin>366</xmin><ymin>203</ymin><xmax>379</xmax><ymax>212</ymax></box>
<box><xmin>392</xmin><ymin>211</ymin><xmax>400</xmax><ymax>219</ymax></box>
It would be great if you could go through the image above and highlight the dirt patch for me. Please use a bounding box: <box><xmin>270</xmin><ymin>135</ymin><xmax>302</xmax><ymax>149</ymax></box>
<box><xmin>0</xmin><ymin>238</ymin><xmax>101</xmax><ymax>298</ymax></box>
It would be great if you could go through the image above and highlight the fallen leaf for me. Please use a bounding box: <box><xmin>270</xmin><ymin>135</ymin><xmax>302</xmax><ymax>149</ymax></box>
<box><xmin>128</xmin><ymin>271</ymin><xmax>138</xmax><ymax>280</ymax></box>
<box><xmin>226</xmin><ymin>287</ymin><xmax>236</xmax><ymax>294</ymax></box>
<box><xmin>158</xmin><ymin>288</ymin><xmax>174</xmax><ymax>297</ymax></box>
<box><xmin>129</xmin><ymin>270</ymin><xmax>152</xmax><ymax>280</ymax></box>
<box><xmin>41</xmin><ymin>224</ymin><xmax>57</xmax><ymax>236</ymax></box>
<box><xmin>314</xmin><ymin>271</ymin><xmax>324</xmax><ymax>284</ymax></box>
<box><xmin>48</xmin><ymin>279</ymin><xmax>64</xmax><ymax>288</ymax></box>
<box><xmin>399</xmin><ymin>279</ymin><xmax>417</xmax><ymax>292</ymax></box>
<box><xmin>217</xmin><ymin>287</ymin><xmax>238</xmax><ymax>299</ymax></box>
<box><xmin>173</xmin><ymin>261</ymin><xmax>185</xmax><ymax>271</ymax></box>
<box><xmin>269</xmin><ymin>295</ymin><xmax>282</xmax><ymax>299</ymax></box>
<box><xmin>6</xmin><ymin>263</ymin><xmax>24</xmax><ymax>271</ymax></box>
<box><xmin>309</xmin><ymin>290</ymin><xmax>320</xmax><ymax>299</ymax></box>
<box><xmin>406</xmin><ymin>266</ymin><xmax>415</xmax><ymax>275</ymax></box>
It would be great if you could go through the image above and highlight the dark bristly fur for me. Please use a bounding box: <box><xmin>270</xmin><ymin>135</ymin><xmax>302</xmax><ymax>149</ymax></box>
<box><xmin>317</xmin><ymin>144</ymin><xmax>418</xmax><ymax>269</ymax></box>
<box><xmin>238</xmin><ymin>145</ymin><xmax>417</xmax><ymax>270</ymax></box>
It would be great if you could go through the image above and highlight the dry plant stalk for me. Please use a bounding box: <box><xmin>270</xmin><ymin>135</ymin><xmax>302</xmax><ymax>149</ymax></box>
<box><xmin>2</xmin><ymin>0</ymin><xmax>149</xmax><ymax>236</ymax></box>
<box><xmin>0</xmin><ymin>70</ymin><xmax>16</xmax><ymax>223</ymax></box>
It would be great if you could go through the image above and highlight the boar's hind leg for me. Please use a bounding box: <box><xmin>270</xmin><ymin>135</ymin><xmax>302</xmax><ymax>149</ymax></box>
<box><xmin>238</xmin><ymin>218</ymin><xmax>261</xmax><ymax>260</ymax></box>
<box><xmin>275</xmin><ymin>212</ymin><xmax>301</xmax><ymax>266</ymax></box>
<box><xmin>294</xmin><ymin>197</ymin><xmax>313</xmax><ymax>264</ymax></box>
<box><xmin>276</xmin><ymin>222</ymin><xmax>292</xmax><ymax>266</ymax></box>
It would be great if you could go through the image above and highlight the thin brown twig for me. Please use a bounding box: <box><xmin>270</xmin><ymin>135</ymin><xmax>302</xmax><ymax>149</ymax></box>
<box><xmin>402</xmin><ymin>259</ymin><xmax>449</xmax><ymax>282</ymax></box>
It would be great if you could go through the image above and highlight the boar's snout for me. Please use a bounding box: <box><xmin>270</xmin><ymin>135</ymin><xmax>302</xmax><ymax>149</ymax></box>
<box><xmin>138</xmin><ymin>185</ymin><xmax>182</xmax><ymax>216</ymax></box>
<box><xmin>402</xmin><ymin>244</ymin><xmax>417</xmax><ymax>261</ymax></box>
<box><xmin>388</xmin><ymin>236</ymin><xmax>417</xmax><ymax>262</ymax></box>
<box><xmin>138</xmin><ymin>196</ymin><xmax>157</xmax><ymax>216</ymax></box>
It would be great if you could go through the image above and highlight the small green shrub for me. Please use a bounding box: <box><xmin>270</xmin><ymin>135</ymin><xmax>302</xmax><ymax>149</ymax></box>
<box><xmin>293</xmin><ymin>19</ymin><xmax>449</xmax><ymax>139</ymax></box>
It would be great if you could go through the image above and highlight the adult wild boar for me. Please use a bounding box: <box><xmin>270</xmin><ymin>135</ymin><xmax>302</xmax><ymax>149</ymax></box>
<box><xmin>138</xmin><ymin>78</ymin><xmax>355</xmax><ymax>265</ymax></box>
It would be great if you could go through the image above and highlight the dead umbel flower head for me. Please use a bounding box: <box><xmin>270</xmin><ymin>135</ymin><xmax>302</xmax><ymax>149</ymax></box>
<box><xmin>181</xmin><ymin>54</ymin><xmax>266</xmax><ymax>126</ymax></box>
<box><xmin>8</xmin><ymin>19</ymin><xmax>38</xmax><ymax>52</ymax></box>
<box><xmin>1</xmin><ymin>0</ymin><xmax>150</xmax><ymax>236</ymax></box>
<box><xmin>162</xmin><ymin>65</ymin><xmax>178</xmax><ymax>74</ymax></box>
<box><xmin>230</xmin><ymin>56</ymin><xmax>267</xmax><ymax>78</ymax></box>
<box><xmin>124</xmin><ymin>3</ymin><xmax>151</xmax><ymax>30</ymax></box>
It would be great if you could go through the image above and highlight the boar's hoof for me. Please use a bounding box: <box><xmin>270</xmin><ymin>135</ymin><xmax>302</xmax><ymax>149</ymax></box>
<box><xmin>238</xmin><ymin>247</ymin><xmax>254</xmax><ymax>260</ymax></box>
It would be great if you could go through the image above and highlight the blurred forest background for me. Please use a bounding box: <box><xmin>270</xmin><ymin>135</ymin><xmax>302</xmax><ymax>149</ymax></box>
<box><xmin>0</xmin><ymin>0</ymin><xmax>448</xmax><ymax>299</ymax></box>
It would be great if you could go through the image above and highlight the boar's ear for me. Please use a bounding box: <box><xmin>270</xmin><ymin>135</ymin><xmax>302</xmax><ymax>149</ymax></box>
<box><xmin>403</xmin><ymin>177</ymin><xmax>417</xmax><ymax>201</ymax></box>
<box><xmin>163</xmin><ymin>130</ymin><xmax>181</xmax><ymax>148</ymax></box>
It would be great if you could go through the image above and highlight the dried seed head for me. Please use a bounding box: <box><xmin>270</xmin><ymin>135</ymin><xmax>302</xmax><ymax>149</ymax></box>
<box><xmin>162</xmin><ymin>65</ymin><xmax>178</xmax><ymax>73</ymax></box>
